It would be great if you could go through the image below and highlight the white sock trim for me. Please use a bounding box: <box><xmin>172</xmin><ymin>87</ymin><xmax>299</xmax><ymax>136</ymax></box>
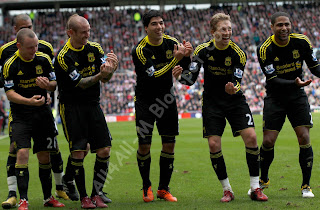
<box><xmin>250</xmin><ymin>176</ymin><xmax>260</xmax><ymax>190</ymax></box>
<box><xmin>7</xmin><ymin>176</ymin><xmax>17</xmax><ymax>192</ymax></box>
<box><xmin>53</xmin><ymin>172</ymin><xmax>64</xmax><ymax>186</ymax></box>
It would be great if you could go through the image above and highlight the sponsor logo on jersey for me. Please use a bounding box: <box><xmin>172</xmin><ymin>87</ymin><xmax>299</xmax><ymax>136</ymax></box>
<box><xmin>208</xmin><ymin>56</ymin><xmax>214</xmax><ymax>61</ymax></box>
<box><xmin>292</xmin><ymin>50</ymin><xmax>300</xmax><ymax>59</ymax></box>
<box><xmin>146</xmin><ymin>66</ymin><xmax>155</xmax><ymax>76</ymax></box>
<box><xmin>151</xmin><ymin>55</ymin><xmax>156</xmax><ymax>59</ymax></box>
<box><xmin>69</xmin><ymin>69</ymin><xmax>80</xmax><ymax>81</ymax></box>
<box><xmin>88</xmin><ymin>53</ymin><xmax>95</xmax><ymax>62</ymax></box>
<box><xmin>274</xmin><ymin>57</ymin><xmax>279</xmax><ymax>61</ymax></box>
<box><xmin>36</xmin><ymin>65</ymin><xmax>43</xmax><ymax>74</ymax></box>
<box><xmin>225</xmin><ymin>57</ymin><xmax>231</xmax><ymax>66</ymax></box>
<box><xmin>264</xmin><ymin>64</ymin><xmax>275</xmax><ymax>74</ymax></box>
<box><xmin>17</xmin><ymin>70</ymin><xmax>24</xmax><ymax>75</ymax></box>
<box><xmin>166</xmin><ymin>50</ymin><xmax>173</xmax><ymax>59</ymax></box>
<box><xmin>75</xmin><ymin>62</ymin><xmax>80</xmax><ymax>66</ymax></box>
<box><xmin>234</xmin><ymin>68</ymin><xmax>243</xmax><ymax>78</ymax></box>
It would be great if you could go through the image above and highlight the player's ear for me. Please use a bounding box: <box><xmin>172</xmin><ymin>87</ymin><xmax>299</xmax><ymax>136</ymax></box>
<box><xmin>16</xmin><ymin>42</ymin><xmax>21</xmax><ymax>49</ymax></box>
<box><xmin>67</xmin><ymin>29</ymin><xmax>73</xmax><ymax>37</ymax></box>
<box><xmin>210</xmin><ymin>29</ymin><xmax>215</xmax><ymax>37</ymax></box>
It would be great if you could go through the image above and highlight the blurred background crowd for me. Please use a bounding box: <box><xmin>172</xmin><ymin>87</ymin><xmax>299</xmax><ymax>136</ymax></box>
<box><xmin>1</xmin><ymin>2</ymin><xmax>320</xmax><ymax>115</ymax></box>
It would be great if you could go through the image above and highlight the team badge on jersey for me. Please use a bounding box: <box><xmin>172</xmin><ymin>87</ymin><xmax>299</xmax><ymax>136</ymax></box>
<box><xmin>225</xmin><ymin>57</ymin><xmax>231</xmax><ymax>66</ymax></box>
<box><xmin>166</xmin><ymin>50</ymin><xmax>173</xmax><ymax>59</ymax></box>
<box><xmin>69</xmin><ymin>69</ymin><xmax>80</xmax><ymax>81</ymax></box>
<box><xmin>234</xmin><ymin>68</ymin><xmax>243</xmax><ymax>78</ymax></box>
<box><xmin>264</xmin><ymin>64</ymin><xmax>275</xmax><ymax>74</ymax></box>
<box><xmin>36</xmin><ymin>65</ymin><xmax>43</xmax><ymax>74</ymax></box>
<box><xmin>292</xmin><ymin>50</ymin><xmax>300</xmax><ymax>59</ymax></box>
<box><xmin>146</xmin><ymin>66</ymin><xmax>155</xmax><ymax>76</ymax></box>
<box><xmin>88</xmin><ymin>53</ymin><xmax>95</xmax><ymax>62</ymax></box>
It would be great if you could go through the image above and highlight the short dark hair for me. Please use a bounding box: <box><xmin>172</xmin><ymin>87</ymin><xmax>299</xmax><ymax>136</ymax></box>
<box><xmin>142</xmin><ymin>10</ymin><xmax>162</xmax><ymax>27</ymax></box>
<box><xmin>271</xmin><ymin>12</ymin><xmax>290</xmax><ymax>25</ymax></box>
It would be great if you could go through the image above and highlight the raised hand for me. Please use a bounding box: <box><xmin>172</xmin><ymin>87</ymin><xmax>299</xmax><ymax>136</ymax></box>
<box><xmin>183</xmin><ymin>40</ymin><xmax>193</xmax><ymax>57</ymax></box>
<box><xmin>295</xmin><ymin>77</ymin><xmax>312</xmax><ymax>87</ymax></box>
<box><xmin>225</xmin><ymin>82</ymin><xmax>237</xmax><ymax>95</ymax></box>
<box><xmin>36</xmin><ymin>76</ymin><xmax>50</xmax><ymax>89</ymax></box>
<box><xmin>173</xmin><ymin>43</ymin><xmax>186</xmax><ymax>61</ymax></box>
<box><xmin>172</xmin><ymin>65</ymin><xmax>183</xmax><ymax>79</ymax></box>
<box><xmin>106</xmin><ymin>50</ymin><xmax>119</xmax><ymax>72</ymax></box>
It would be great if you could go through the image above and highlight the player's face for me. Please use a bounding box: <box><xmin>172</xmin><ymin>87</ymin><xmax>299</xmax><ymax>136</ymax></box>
<box><xmin>271</xmin><ymin>16</ymin><xmax>291</xmax><ymax>44</ymax></box>
<box><xmin>71</xmin><ymin>21</ymin><xmax>90</xmax><ymax>48</ymax></box>
<box><xmin>15</xmin><ymin>20</ymin><xmax>33</xmax><ymax>34</ymax></box>
<box><xmin>145</xmin><ymin>17</ymin><xmax>165</xmax><ymax>44</ymax></box>
<box><xmin>212</xmin><ymin>20</ymin><xmax>232</xmax><ymax>48</ymax></box>
<box><xmin>18</xmin><ymin>36</ymin><xmax>38</xmax><ymax>61</ymax></box>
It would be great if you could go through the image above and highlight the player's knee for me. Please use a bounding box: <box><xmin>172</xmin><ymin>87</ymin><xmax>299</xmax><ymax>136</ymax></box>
<box><xmin>244</xmin><ymin>133</ymin><xmax>257</xmax><ymax>147</ymax></box>
<box><xmin>17</xmin><ymin>148</ymin><xmax>29</xmax><ymax>161</ymax></box>
<box><xmin>138</xmin><ymin>143</ymin><xmax>151</xmax><ymax>155</ymax></box>
<box><xmin>162</xmin><ymin>142</ymin><xmax>175</xmax><ymax>153</ymax></box>
<box><xmin>208</xmin><ymin>136</ymin><xmax>221</xmax><ymax>151</ymax></box>
<box><xmin>297</xmin><ymin>132</ymin><xmax>310</xmax><ymax>145</ymax></box>
<box><xmin>71</xmin><ymin>151</ymin><xmax>85</xmax><ymax>159</ymax></box>
<box><xmin>96</xmin><ymin>147</ymin><xmax>111</xmax><ymax>158</ymax></box>
<box><xmin>37</xmin><ymin>151</ymin><xmax>50</xmax><ymax>164</ymax></box>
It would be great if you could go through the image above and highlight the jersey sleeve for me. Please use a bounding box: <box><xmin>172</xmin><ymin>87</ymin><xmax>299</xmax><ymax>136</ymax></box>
<box><xmin>301</xmin><ymin>36</ymin><xmax>320</xmax><ymax>77</ymax></box>
<box><xmin>231</xmin><ymin>46</ymin><xmax>246</xmax><ymax>94</ymax></box>
<box><xmin>42</xmin><ymin>53</ymin><xmax>56</xmax><ymax>82</ymax></box>
<box><xmin>2</xmin><ymin>59</ymin><xmax>17</xmax><ymax>93</ymax></box>
<box><xmin>257</xmin><ymin>45</ymin><xmax>278</xmax><ymax>82</ymax></box>
<box><xmin>178</xmin><ymin>45</ymin><xmax>204</xmax><ymax>86</ymax></box>
<box><xmin>56</xmin><ymin>52</ymin><xmax>82</xmax><ymax>87</ymax></box>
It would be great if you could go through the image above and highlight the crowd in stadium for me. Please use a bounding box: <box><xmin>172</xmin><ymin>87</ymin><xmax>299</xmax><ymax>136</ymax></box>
<box><xmin>1</xmin><ymin>2</ymin><xmax>320</xmax><ymax>115</ymax></box>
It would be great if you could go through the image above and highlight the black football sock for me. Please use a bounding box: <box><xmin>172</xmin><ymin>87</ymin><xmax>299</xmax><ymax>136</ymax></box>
<box><xmin>158</xmin><ymin>151</ymin><xmax>174</xmax><ymax>191</ymax></box>
<box><xmin>137</xmin><ymin>151</ymin><xmax>151</xmax><ymax>188</ymax></box>
<box><xmin>15</xmin><ymin>164</ymin><xmax>29</xmax><ymax>200</ymax></box>
<box><xmin>210</xmin><ymin>151</ymin><xmax>228</xmax><ymax>180</ymax></box>
<box><xmin>71</xmin><ymin>158</ymin><xmax>87</xmax><ymax>199</ymax></box>
<box><xmin>246</xmin><ymin>147</ymin><xmax>260</xmax><ymax>177</ymax></box>
<box><xmin>64</xmin><ymin>155</ymin><xmax>74</xmax><ymax>182</ymax></box>
<box><xmin>39</xmin><ymin>163</ymin><xmax>52</xmax><ymax>200</ymax></box>
<box><xmin>299</xmin><ymin>144</ymin><xmax>313</xmax><ymax>186</ymax></box>
<box><xmin>260</xmin><ymin>144</ymin><xmax>274</xmax><ymax>182</ymax></box>
<box><xmin>91</xmin><ymin>155</ymin><xmax>109</xmax><ymax>197</ymax></box>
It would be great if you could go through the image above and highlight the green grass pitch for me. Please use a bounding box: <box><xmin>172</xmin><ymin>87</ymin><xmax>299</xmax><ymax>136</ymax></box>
<box><xmin>0</xmin><ymin>114</ymin><xmax>319</xmax><ymax>209</ymax></box>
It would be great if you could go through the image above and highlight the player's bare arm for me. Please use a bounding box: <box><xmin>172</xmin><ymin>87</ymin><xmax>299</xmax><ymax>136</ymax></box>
<box><xmin>6</xmin><ymin>90</ymin><xmax>45</xmax><ymax>106</ymax></box>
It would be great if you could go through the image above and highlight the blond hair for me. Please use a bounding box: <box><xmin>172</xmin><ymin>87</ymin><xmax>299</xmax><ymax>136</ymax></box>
<box><xmin>210</xmin><ymin>13</ymin><xmax>231</xmax><ymax>31</ymax></box>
